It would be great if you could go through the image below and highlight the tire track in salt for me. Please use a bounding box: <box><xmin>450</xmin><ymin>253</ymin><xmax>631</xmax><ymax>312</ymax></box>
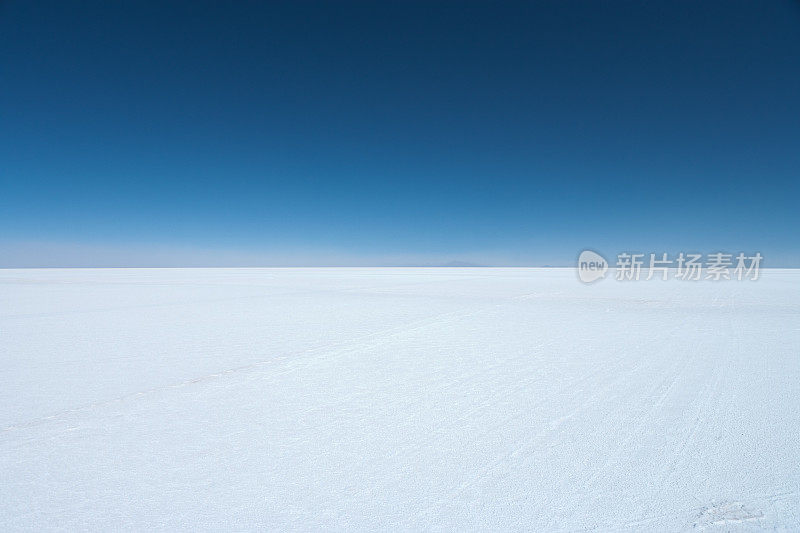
<box><xmin>410</xmin><ymin>320</ymin><xmax>683</xmax><ymax>527</ymax></box>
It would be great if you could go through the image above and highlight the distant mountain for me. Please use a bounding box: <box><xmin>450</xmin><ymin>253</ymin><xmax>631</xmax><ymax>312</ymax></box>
<box><xmin>438</xmin><ymin>260</ymin><xmax>485</xmax><ymax>267</ymax></box>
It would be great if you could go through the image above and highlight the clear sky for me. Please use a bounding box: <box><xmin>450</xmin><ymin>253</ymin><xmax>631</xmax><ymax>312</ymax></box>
<box><xmin>1</xmin><ymin>1</ymin><xmax>799</xmax><ymax>267</ymax></box>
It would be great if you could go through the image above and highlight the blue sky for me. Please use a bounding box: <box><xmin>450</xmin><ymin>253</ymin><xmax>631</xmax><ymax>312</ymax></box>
<box><xmin>1</xmin><ymin>1</ymin><xmax>799</xmax><ymax>266</ymax></box>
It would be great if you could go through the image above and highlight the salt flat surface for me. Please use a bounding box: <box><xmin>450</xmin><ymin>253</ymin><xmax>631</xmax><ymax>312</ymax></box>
<box><xmin>1</xmin><ymin>268</ymin><xmax>799</xmax><ymax>531</ymax></box>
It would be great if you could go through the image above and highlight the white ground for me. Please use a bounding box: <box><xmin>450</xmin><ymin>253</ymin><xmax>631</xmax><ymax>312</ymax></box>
<box><xmin>1</xmin><ymin>268</ymin><xmax>799</xmax><ymax>531</ymax></box>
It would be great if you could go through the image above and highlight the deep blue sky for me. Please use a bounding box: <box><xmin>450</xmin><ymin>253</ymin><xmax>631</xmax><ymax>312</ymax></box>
<box><xmin>2</xmin><ymin>1</ymin><xmax>799</xmax><ymax>266</ymax></box>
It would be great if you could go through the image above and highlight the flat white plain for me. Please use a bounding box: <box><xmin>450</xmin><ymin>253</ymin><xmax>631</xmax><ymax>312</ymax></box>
<box><xmin>1</xmin><ymin>268</ymin><xmax>799</xmax><ymax>531</ymax></box>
